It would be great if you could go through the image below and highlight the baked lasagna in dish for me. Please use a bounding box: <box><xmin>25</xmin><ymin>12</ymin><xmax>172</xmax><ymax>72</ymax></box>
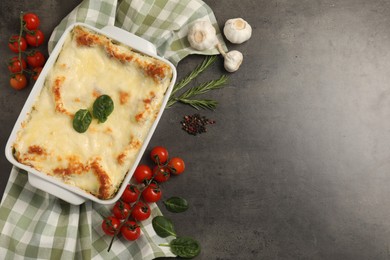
<box><xmin>12</xmin><ymin>25</ymin><xmax>173</xmax><ymax>200</ymax></box>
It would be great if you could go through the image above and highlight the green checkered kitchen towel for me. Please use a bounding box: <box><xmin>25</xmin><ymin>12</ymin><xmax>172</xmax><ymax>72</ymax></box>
<box><xmin>0</xmin><ymin>0</ymin><xmax>226</xmax><ymax>258</ymax></box>
<box><xmin>0</xmin><ymin>168</ymin><xmax>174</xmax><ymax>259</ymax></box>
<box><xmin>48</xmin><ymin>0</ymin><xmax>226</xmax><ymax>65</ymax></box>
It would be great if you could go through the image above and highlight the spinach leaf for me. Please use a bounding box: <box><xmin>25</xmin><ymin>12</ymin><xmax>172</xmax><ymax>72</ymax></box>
<box><xmin>170</xmin><ymin>237</ymin><xmax>201</xmax><ymax>258</ymax></box>
<box><xmin>163</xmin><ymin>197</ymin><xmax>189</xmax><ymax>213</ymax></box>
<box><xmin>73</xmin><ymin>109</ymin><xmax>92</xmax><ymax>133</ymax></box>
<box><xmin>152</xmin><ymin>216</ymin><xmax>176</xmax><ymax>238</ymax></box>
<box><xmin>92</xmin><ymin>95</ymin><xmax>114</xmax><ymax>123</ymax></box>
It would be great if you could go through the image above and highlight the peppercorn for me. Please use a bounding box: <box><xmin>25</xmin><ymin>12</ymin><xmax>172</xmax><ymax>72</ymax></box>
<box><xmin>180</xmin><ymin>114</ymin><xmax>215</xmax><ymax>135</ymax></box>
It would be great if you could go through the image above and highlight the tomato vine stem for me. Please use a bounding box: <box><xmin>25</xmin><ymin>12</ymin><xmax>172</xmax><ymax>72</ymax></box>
<box><xmin>13</xmin><ymin>11</ymin><xmax>33</xmax><ymax>77</ymax></box>
<box><xmin>107</xmin><ymin>171</ymin><xmax>159</xmax><ymax>252</ymax></box>
<box><xmin>18</xmin><ymin>11</ymin><xmax>24</xmax><ymax>75</ymax></box>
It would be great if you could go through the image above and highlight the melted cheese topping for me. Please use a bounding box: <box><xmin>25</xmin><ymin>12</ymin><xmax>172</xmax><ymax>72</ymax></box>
<box><xmin>13</xmin><ymin>26</ymin><xmax>172</xmax><ymax>200</ymax></box>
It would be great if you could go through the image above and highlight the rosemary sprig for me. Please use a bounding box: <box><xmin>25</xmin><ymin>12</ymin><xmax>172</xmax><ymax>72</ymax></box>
<box><xmin>167</xmin><ymin>75</ymin><xmax>228</xmax><ymax>110</ymax></box>
<box><xmin>169</xmin><ymin>55</ymin><xmax>217</xmax><ymax>99</ymax></box>
<box><xmin>174</xmin><ymin>98</ymin><xmax>218</xmax><ymax>110</ymax></box>
<box><xmin>179</xmin><ymin>75</ymin><xmax>228</xmax><ymax>98</ymax></box>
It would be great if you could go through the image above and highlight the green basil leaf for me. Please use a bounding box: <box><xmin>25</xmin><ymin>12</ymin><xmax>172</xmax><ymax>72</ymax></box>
<box><xmin>170</xmin><ymin>237</ymin><xmax>201</xmax><ymax>258</ymax></box>
<box><xmin>163</xmin><ymin>197</ymin><xmax>189</xmax><ymax>213</ymax></box>
<box><xmin>152</xmin><ymin>216</ymin><xmax>176</xmax><ymax>238</ymax></box>
<box><xmin>73</xmin><ymin>109</ymin><xmax>92</xmax><ymax>133</ymax></box>
<box><xmin>92</xmin><ymin>95</ymin><xmax>114</xmax><ymax>123</ymax></box>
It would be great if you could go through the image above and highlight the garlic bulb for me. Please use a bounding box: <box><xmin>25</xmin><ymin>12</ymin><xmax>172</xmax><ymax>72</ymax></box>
<box><xmin>187</xmin><ymin>20</ymin><xmax>218</xmax><ymax>51</ymax></box>
<box><xmin>223</xmin><ymin>50</ymin><xmax>243</xmax><ymax>72</ymax></box>
<box><xmin>223</xmin><ymin>18</ymin><xmax>252</xmax><ymax>44</ymax></box>
<box><xmin>216</xmin><ymin>43</ymin><xmax>243</xmax><ymax>72</ymax></box>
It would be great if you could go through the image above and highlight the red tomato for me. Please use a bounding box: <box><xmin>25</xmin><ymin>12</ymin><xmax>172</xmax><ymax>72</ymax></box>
<box><xmin>25</xmin><ymin>29</ymin><xmax>44</xmax><ymax>47</ymax></box>
<box><xmin>153</xmin><ymin>165</ymin><xmax>170</xmax><ymax>183</ymax></box>
<box><xmin>26</xmin><ymin>50</ymin><xmax>45</xmax><ymax>68</ymax></box>
<box><xmin>112</xmin><ymin>200</ymin><xmax>131</xmax><ymax>220</ymax></box>
<box><xmin>32</xmin><ymin>67</ymin><xmax>43</xmax><ymax>81</ymax></box>
<box><xmin>131</xmin><ymin>201</ymin><xmax>151</xmax><ymax>221</ymax></box>
<box><xmin>101</xmin><ymin>216</ymin><xmax>120</xmax><ymax>236</ymax></box>
<box><xmin>168</xmin><ymin>157</ymin><xmax>185</xmax><ymax>175</ymax></box>
<box><xmin>23</xmin><ymin>13</ymin><xmax>40</xmax><ymax>30</ymax></box>
<box><xmin>133</xmin><ymin>164</ymin><xmax>152</xmax><ymax>183</ymax></box>
<box><xmin>150</xmin><ymin>146</ymin><xmax>169</xmax><ymax>165</ymax></box>
<box><xmin>8</xmin><ymin>35</ymin><xmax>27</xmax><ymax>53</ymax></box>
<box><xmin>121</xmin><ymin>184</ymin><xmax>140</xmax><ymax>203</ymax></box>
<box><xmin>142</xmin><ymin>183</ymin><xmax>162</xmax><ymax>203</ymax></box>
<box><xmin>8</xmin><ymin>57</ymin><xmax>27</xmax><ymax>73</ymax></box>
<box><xmin>121</xmin><ymin>220</ymin><xmax>141</xmax><ymax>241</ymax></box>
<box><xmin>10</xmin><ymin>74</ymin><xmax>27</xmax><ymax>90</ymax></box>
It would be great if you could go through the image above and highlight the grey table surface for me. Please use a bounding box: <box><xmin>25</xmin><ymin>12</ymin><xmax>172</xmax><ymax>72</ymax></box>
<box><xmin>1</xmin><ymin>0</ymin><xmax>390</xmax><ymax>259</ymax></box>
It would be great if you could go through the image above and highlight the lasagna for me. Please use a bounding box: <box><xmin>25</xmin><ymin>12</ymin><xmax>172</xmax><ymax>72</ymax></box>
<box><xmin>13</xmin><ymin>25</ymin><xmax>173</xmax><ymax>200</ymax></box>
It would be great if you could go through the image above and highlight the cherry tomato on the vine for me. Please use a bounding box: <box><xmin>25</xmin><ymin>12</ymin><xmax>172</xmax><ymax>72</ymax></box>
<box><xmin>142</xmin><ymin>183</ymin><xmax>162</xmax><ymax>203</ymax></box>
<box><xmin>121</xmin><ymin>220</ymin><xmax>141</xmax><ymax>241</ymax></box>
<box><xmin>153</xmin><ymin>165</ymin><xmax>170</xmax><ymax>183</ymax></box>
<box><xmin>25</xmin><ymin>29</ymin><xmax>44</xmax><ymax>47</ymax></box>
<box><xmin>8</xmin><ymin>57</ymin><xmax>27</xmax><ymax>73</ymax></box>
<box><xmin>10</xmin><ymin>74</ymin><xmax>27</xmax><ymax>90</ymax></box>
<box><xmin>131</xmin><ymin>201</ymin><xmax>151</xmax><ymax>221</ymax></box>
<box><xmin>26</xmin><ymin>50</ymin><xmax>45</xmax><ymax>68</ymax></box>
<box><xmin>8</xmin><ymin>35</ymin><xmax>27</xmax><ymax>53</ymax></box>
<box><xmin>150</xmin><ymin>146</ymin><xmax>169</xmax><ymax>165</ymax></box>
<box><xmin>133</xmin><ymin>164</ymin><xmax>152</xmax><ymax>183</ymax></box>
<box><xmin>112</xmin><ymin>200</ymin><xmax>131</xmax><ymax>220</ymax></box>
<box><xmin>121</xmin><ymin>184</ymin><xmax>140</xmax><ymax>203</ymax></box>
<box><xmin>32</xmin><ymin>67</ymin><xmax>43</xmax><ymax>81</ymax></box>
<box><xmin>101</xmin><ymin>216</ymin><xmax>120</xmax><ymax>236</ymax></box>
<box><xmin>168</xmin><ymin>157</ymin><xmax>185</xmax><ymax>175</ymax></box>
<box><xmin>23</xmin><ymin>13</ymin><xmax>40</xmax><ymax>31</ymax></box>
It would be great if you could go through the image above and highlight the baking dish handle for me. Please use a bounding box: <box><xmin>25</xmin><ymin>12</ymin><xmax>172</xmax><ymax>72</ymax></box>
<box><xmin>101</xmin><ymin>25</ymin><xmax>157</xmax><ymax>55</ymax></box>
<box><xmin>28</xmin><ymin>173</ymin><xmax>86</xmax><ymax>205</ymax></box>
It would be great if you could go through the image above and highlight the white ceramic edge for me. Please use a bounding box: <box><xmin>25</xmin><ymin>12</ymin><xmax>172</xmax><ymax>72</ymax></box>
<box><xmin>28</xmin><ymin>173</ymin><xmax>86</xmax><ymax>205</ymax></box>
<box><xmin>101</xmin><ymin>25</ymin><xmax>157</xmax><ymax>55</ymax></box>
<box><xmin>5</xmin><ymin>22</ymin><xmax>177</xmax><ymax>205</ymax></box>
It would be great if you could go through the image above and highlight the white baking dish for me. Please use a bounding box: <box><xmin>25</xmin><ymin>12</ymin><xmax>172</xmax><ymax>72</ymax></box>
<box><xmin>5</xmin><ymin>23</ymin><xmax>176</xmax><ymax>205</ymax></box>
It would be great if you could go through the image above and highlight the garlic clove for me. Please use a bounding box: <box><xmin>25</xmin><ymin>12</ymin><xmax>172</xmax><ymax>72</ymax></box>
<box><xmin>224</xmin><ymin>50</ymin><xmax>243</xmax><ymax>72</ymax></box>
<box><xmin>187</xmin><ymin>20</ymin><xmax>218</xmax><ymax>51</ymax></box>
<box><xmin>215</xmin><ymin>43</ymin><xmax>243</xmax><ymax>73</ymax></box>
<box><xmin>223</xmin><ymin>18</ymin><xmax>252</xmax><ymax>44</ymax></box>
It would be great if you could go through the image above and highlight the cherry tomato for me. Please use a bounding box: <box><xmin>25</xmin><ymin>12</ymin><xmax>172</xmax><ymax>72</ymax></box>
<box><xmin>150</xmin><ymin>146</ymin><xmax>169</xmax><ymax>165</ymax></box>
<box><xmin>121</xmin><ymin>184</ymin><xmax>140</xmax><ymax>203</ymax></box>
<box><xmin>23</xmin><ymin>13</ymin><xmax>40</xmax><ymax>30</ymax></box>
<box><xmin>32</xmin><ymin>67</ymin><xmax>43</xmax><ymax>81</ymax></box>
<box><xmin>25</xmin><ymin>29</ymin><xmax>44</xmax><ymax>47</ymax></box>
<box><xmin>121</xmin><ymin>220</ymin><xmax>141</xmax><ymax>241</ymax></box>
<box><xmin>101</xmin><ymin>216</ymin><xmax>120</xmax><ymax>236</ymax></box>
<box><xmin>10</xmin><ymin>74</ymin><xmax>28</xmax><ymax>90</ymax></box>
<box><xmin>131</xmin><ymin>201</ymin><xmax>151</xmax><ymax>221</ymax></box>
<box><xmin>26</xmin><ymin>50</ymin><xmax>45</xmax><ymax>68</ymax></box>
<box><xmin>112</xmin><ymin>200</ymin><xmax>131</xmax><ymax>220</ymax></box>
<box><xmin>153</xmin><ymin>165</ymin><xmax>170</xmax><ymax>183</ymax></box>
<box><xmin>142</xmin><ymin>183</ymin><xmax>162</xmax><ymax>203</ymax></box>
<box><xmin>133</xmin><ymin>164</ymin><xmax>152</xmax><ymax>183</ymax></box>
<box><xmin>168</xmin><ymin>157</ymin><xmax>185</xmax><ymax>175</ymax></box>
<box><xmin>8</xmin><ymin>57</ymin><xmax>27</xmax><ymax>73</ymax></box>
<box><xmin>8</xmin><ymin>35</ymin><xmax>27</xmax><ymax>53</ymax></box>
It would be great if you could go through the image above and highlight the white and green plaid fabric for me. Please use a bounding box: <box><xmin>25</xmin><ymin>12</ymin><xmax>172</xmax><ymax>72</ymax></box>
<box><xmin>0</xmin><ymin>0</ymin><xmax>225</xmax><ymax>258</ymax></box>
<box><xmin>48</xmin><ymin>0</ymin><xmax>226</xmax><ymax>65</ymax></box>
<box><xmin>0</xmin><ymin>168</ymin><xmax>174</xmax><ymax>259</ymax></box>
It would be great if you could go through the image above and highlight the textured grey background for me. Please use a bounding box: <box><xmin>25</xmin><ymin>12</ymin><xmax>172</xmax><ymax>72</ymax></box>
<box><xmin>1</xmin><ymin>0</ymin><xmax>390</xmax><ymax>259</ymax></box>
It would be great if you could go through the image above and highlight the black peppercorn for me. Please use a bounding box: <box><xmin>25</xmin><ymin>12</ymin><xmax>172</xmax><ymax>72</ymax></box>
<box><xmin>180</xmin><ymin>114</ymin><xmax>215</xmax><ymax>135</ymax></box>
